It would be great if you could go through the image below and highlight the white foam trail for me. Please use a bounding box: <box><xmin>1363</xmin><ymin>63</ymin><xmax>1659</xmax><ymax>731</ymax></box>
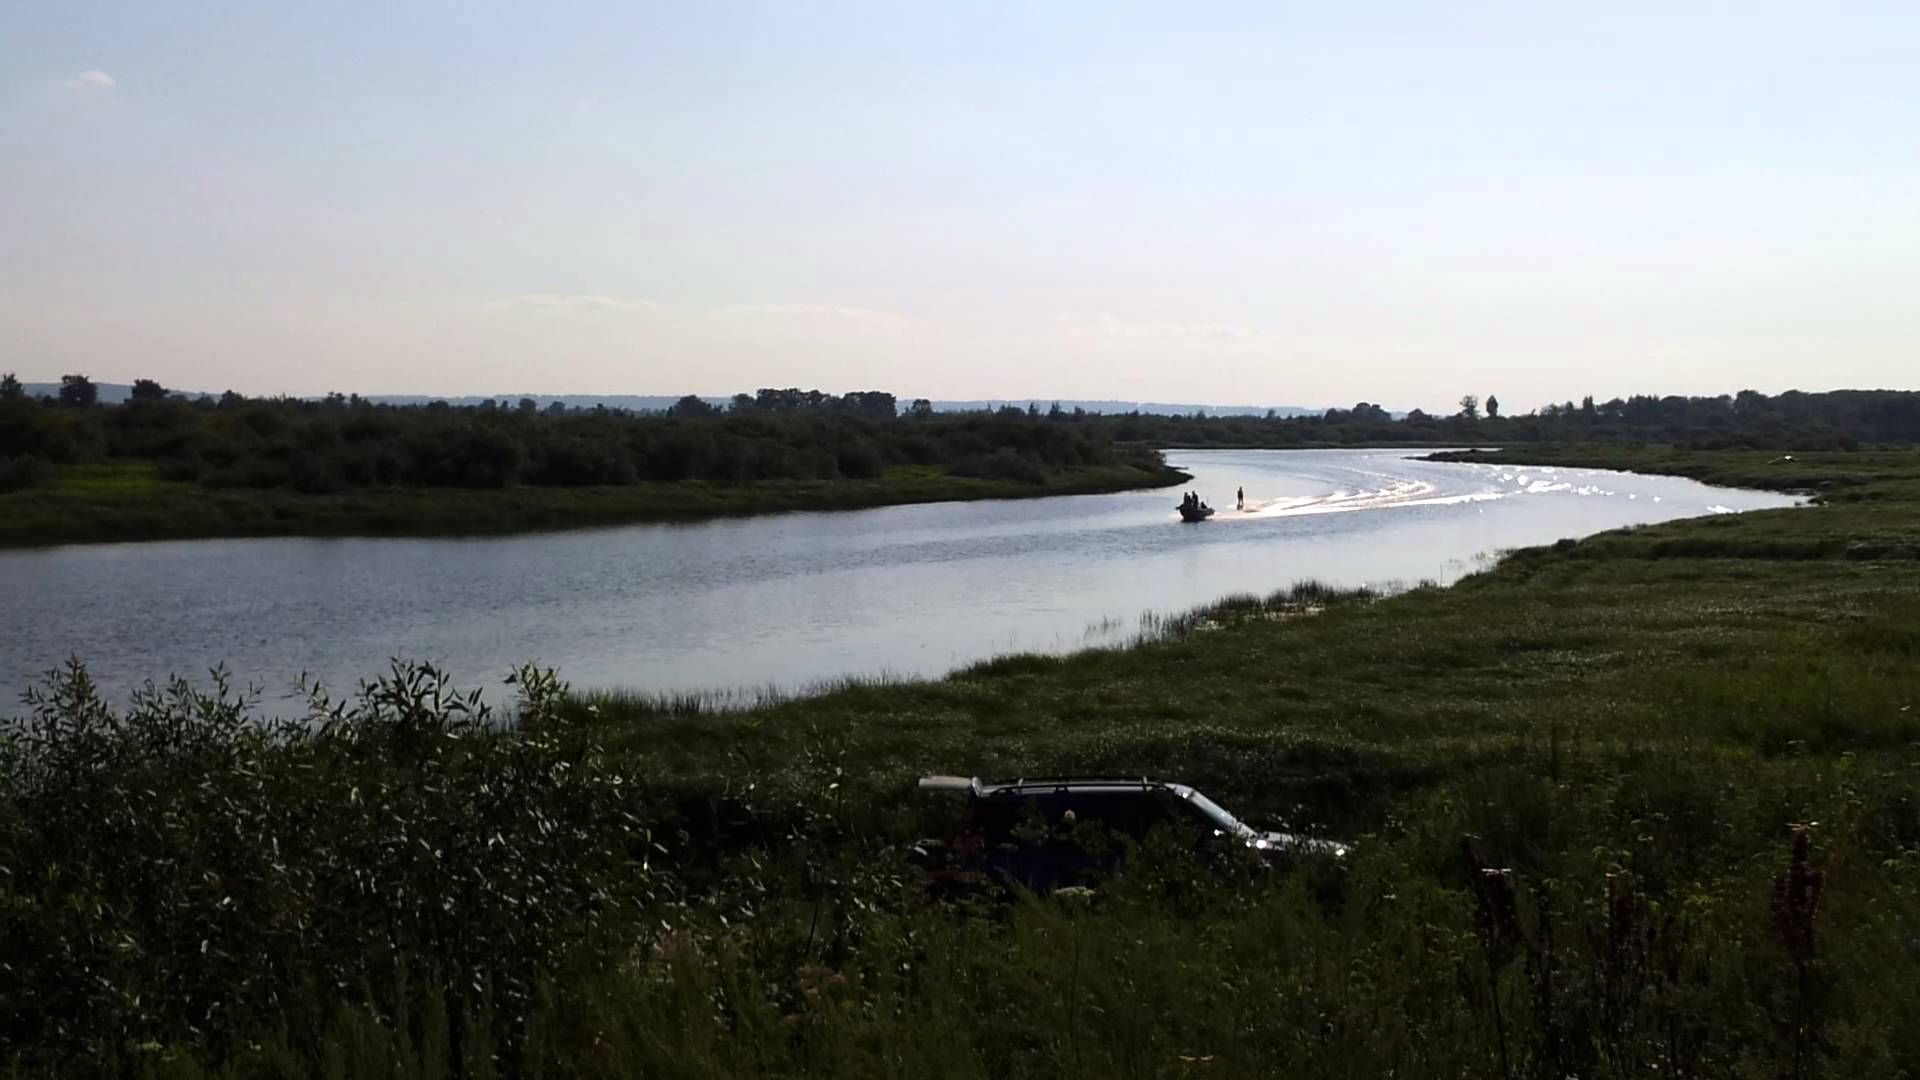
<box><xmin>1404</xmin><ymin>491</ymin><xmax>1506</xmax><ymax>508</ymax></box>
<box><xmin>1217</xmin><ymin>478</ymin><xmax>1506</xmax><ymax>520</ymax></box>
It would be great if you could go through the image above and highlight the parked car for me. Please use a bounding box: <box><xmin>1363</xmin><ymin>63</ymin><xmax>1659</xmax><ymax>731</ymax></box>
<box><xmin>912</xmin><ymin>775</ymin><xmax>1348</xmax><ymax>893</ymax></box>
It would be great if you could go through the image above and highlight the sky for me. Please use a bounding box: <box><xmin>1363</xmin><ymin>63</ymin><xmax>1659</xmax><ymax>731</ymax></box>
<box><xmin>2</xmin><ymin>2</ymin><xmax>1916</xmax><ymax>413</ymax></box>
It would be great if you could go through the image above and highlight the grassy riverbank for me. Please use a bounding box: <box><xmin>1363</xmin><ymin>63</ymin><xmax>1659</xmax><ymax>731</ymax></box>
<box><xmin>0</xmin><ymin>461</ymin><xmax>1186</xmax><ymax>547</ymax></box>
<box><xmin>1425</xmin><ymin>443</ymin><xmax>1920</xmax><ymax>498</ymax></box>
<box><xmin>7</xmin><ymin>447</ymin><xmax>1920</xmax><ymax>1075</ymax></box>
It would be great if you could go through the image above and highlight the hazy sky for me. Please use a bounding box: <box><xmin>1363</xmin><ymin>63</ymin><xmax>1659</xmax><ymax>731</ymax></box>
<box><xmin>3</xmin><ymin>2</ymin><xmax>1916</xmax><ymax>411</ymax></box>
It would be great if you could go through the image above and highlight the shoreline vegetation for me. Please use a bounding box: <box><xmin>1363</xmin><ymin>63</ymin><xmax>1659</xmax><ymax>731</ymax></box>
<box><xmin>3</xmin><ymin>380</ymin><xmax>1916</xmax><ymax>547</ymax></box>
<box><xmin>0</xmin><ymin>383</ymin><xmax>1192</xmax><ymax>547</ymax></box>
<box><xmin>0</xmin><ymin>461</ymin><xmax>1187</xmax><ymax>547</ymax></box>
<box><xmin>8</xmin><ymin>444</ymin><xmax>1920</xmax><ymax>1073</ymax></box>
<box><xmin>1422</xmin><ymin>443</ymin><xmax>1915</xmax><ymax>500</ymax></box>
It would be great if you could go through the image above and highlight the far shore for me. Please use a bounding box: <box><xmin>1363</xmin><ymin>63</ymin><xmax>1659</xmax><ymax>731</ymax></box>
<box><xmin>0</xmin><ymin>462</ymin><xmax>1189</xmax><ymax>549</ymax></box>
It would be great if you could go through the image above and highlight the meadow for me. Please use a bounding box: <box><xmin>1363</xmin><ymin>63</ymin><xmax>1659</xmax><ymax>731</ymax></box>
<box><xmin>4</xmin><ymin>446</ymin><xmax>1918</xmax><ymax>1076</ymax></box>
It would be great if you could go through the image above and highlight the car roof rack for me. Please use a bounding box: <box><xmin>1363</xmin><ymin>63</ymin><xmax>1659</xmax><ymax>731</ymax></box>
<box><xmin>988</xmin><ymin>776</ymin><xmax>1162</xmax><ymax>791</ymax></box>
<box><xmin>919</xmin><ymin>775</ymin><xmax>1198</xmax><ymax>796</ymax></box>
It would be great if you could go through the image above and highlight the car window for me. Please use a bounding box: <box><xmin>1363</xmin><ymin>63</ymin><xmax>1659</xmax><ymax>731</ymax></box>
<box><xmin>1071</xmin><ymin>793</ymin><xmax>1174</xmax><ymax>838</ymax></box>
<box><xmin>968</xmin><ymin>797</ymin><xmax>1037</xmax><ymax>844</ymax></box>
<box><xmin>971</xmin><ymin>790</ymin><xmax>1179</xmax><ymax>844</ymax></box>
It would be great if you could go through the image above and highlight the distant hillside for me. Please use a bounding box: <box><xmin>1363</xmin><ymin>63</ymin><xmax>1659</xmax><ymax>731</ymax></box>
<box><xmin>18</xmin><ymin>383</ymin><xmax>1354</xmax><ymax>417</ymax></box>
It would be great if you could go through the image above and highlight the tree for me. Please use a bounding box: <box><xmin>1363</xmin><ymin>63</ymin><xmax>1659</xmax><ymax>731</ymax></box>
<box><xmin>1485</xmin><ymin>394</ymin><xmax>1500</xmax><ymax>419</ymax></box>
<box><xmin>517</xmin><ymin>398</ymin><xmax>538</xmax><ymax>414</ymax></box>
<box><xmin>1458</xmin><ymin>394</ymin><xmax>1480</xmax><ymax>421</ymax></box>
<box><xmin>907</xmin><ymin>398</ymin><xmax>935</xmax><ymax>420</ymax></box>
<box><xmin>840</xmin><ymin>391</ymin><xmax>897</xmax><ymax>419</ymax></box>
<box><xmin>130</xmin><ymin>378</ymin><xmax>169</xmax><ymax>401</ymax></box>
<box><xmin>0</xmin><ymin>373</ymin><xmax>21</xmax><ymax>399</ymax></box>
<box><xmin>668</xmin><ymin>394</ymin><xmax>717</xmax><ymax>418</ymax></box>
<box><xmin>59</xmin><ymin>374</ymin><xmax>98</xmax><ymax>408</ymax></box>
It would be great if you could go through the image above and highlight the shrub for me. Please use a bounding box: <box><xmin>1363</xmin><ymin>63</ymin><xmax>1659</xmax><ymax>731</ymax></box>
<box><xmin>0</xmin><ymin>454</ymin><xmax>53</xmax><ymax>493</ymax></box>
<box><xmin>0</xmin><ymin>660</ymin><xmax>667</xmax><ymax>1069</ymax></box>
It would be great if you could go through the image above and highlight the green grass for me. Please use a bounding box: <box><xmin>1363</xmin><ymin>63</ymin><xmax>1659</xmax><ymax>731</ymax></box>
<box><xmin>51</xmin><ymin>461</ymin><xmax>168</xmax><ymax>495</ymax></box>
<box><xmin>0</xmin><ymin>462</ymin><xmax>1186</xmax><ymax>547</ymax></box>
<box><xmin>10</xmin><ymin>445</ymin><xmax>1920</xmax><ymax>1075</ymax></box>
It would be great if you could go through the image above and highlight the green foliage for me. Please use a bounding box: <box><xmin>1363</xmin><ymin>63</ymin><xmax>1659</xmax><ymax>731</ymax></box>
<box><xmin>0</xmin><ymin>455</ymin><xmax>53</xmax><ymax>493</ymax></box>
<box><xmin>58</xmin><ymin>373</ymin><xmax>99</xmax><ymax>408</ymax></box>
<box><xmin>8</xmin><ymin>447</ymin><xmax>1920</xmax><ymax>1072</ymax></box>
<box><xmin>0</xmin><ymin>391</ymin><xmax>1160</xmax><ymax>495</ymax></box>
<box><xmin>1133</xmin><ymin>388</ymin><xmax>1920</xmax><ymax>450</ymax></box>
<box><xmin>0</xmin><ymin>660</ymin><xmax>661</xmax><ymax>1071</ymax></box>
<box><xmin>0</xmin><ymin>386</ymin><xmax>1191</xmax><ymax>544</ymax></box>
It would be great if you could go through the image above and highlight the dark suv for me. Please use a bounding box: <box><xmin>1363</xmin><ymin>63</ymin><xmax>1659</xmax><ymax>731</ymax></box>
<box><xmin>913</xmin><ymin>776</ymin><xmax>1347</xmax><ymax>893</ymax></box>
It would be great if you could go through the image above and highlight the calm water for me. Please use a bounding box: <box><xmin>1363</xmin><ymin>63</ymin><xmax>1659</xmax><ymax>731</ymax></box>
<box><xmin>0</xmin><ymin>449</ymin><xmax>1798</xmax><ymax>706</ymax></box>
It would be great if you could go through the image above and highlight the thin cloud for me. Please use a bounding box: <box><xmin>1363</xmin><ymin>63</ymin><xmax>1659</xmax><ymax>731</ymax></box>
<box><xmin>494</xmin><ymin>293</ymin><xmax>656</xmax><ymax>314</ymax></box>
<box><xmin>63</xmin><ymin>69</ymin><xmax>117</xmax><ymax>90</ymax></box>
<box><xmin>1059</xmin><ymin>314</ymin><xmax>1262</xmax><ymax>343</ymax></box>
<box><xmin>721</xmin><ymin>304</ymin><xmax>910</xmax><ymax>324</ymax></box>
<box><xmin>714</xmin><ymin>304</ymin><xmax>915</xmax><ymax>337</ymax></box>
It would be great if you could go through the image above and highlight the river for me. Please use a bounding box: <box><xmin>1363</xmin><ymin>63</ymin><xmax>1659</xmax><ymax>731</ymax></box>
<box><xmin>0</xmin><ymin>449</ymin><xmax>1799</xmax><ymax>706</ymax></box>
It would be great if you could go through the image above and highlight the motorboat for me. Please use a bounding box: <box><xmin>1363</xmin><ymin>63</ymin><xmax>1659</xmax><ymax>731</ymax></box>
<box><xmin>1178</xmin><ymin>501</ymin><xmax>1214</xmax><ymax>522</ymax></box>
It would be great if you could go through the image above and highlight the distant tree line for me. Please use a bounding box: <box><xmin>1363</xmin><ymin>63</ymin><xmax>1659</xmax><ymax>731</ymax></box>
<box><xmin>0</xmin><ymin>379</ymin><xmax>1160</xmax><ymax>494</ymax></box>
<box><xmin>1097</xmin><ymin>389</ymin><xmax>1920</xmax><ymax>452</ymax></box>
<box><xmin>4</xmin><ymin>375</ymin><xmax>1915</xmax><ymax>496</ymax></box>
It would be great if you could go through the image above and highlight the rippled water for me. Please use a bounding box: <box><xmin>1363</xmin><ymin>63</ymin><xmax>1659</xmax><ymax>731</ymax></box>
<box><xmin>0</xmin><ymin>449</ymin><xmax>1798</xmax><ymax>706</ymax></box>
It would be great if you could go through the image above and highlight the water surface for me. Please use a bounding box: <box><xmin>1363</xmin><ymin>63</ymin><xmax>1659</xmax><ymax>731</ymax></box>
<box><xmin>0</xmin><ymin>449</ymin><xmax>1798</xmax><ymax>705</ymax></box>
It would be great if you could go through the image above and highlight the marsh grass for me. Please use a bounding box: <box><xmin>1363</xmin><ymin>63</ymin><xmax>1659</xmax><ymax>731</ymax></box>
<box><xmin>8</xmin><ymin>446</ymin><xmax>1920</xmax><ymax>1074</ymax></box>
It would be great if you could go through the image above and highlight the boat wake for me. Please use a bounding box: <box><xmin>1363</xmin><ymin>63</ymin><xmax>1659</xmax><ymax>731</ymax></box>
<box><xmin>1215</xmin><ymin>476</ymin><xmax>1505</xmax><ymax>521</ymax></box>
<box><xmin>1187</xmin><ymin>462</ymin><xmax>1647</xmax><ymax>524</ymax></box>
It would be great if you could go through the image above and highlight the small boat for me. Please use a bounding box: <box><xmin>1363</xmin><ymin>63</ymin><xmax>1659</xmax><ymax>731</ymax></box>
<box><xmin>1178</xmin><ymin>501</ymin><xmax>1214</xmax><ymax>522</ymax></box>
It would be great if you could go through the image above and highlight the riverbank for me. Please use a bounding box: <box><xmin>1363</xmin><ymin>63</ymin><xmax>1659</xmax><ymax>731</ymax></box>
<box><xmin>0</xmin><ymin>461</ymin><xmax>1188</xmax><ymax>547</ymax></box>
<box><xmin>1423</xmin><ymin>443</ymin><xmax>1920</xmax><ymax>498</ymax></box>
<box><xmin>1426</xmin><ymin>444</ymin><xmax>1920</xmax><ymax>561</ymax></box>
<box><xmin>9</xmin><ymin>447</ymin><xmax>1920</xmax><ymax>1073</ymax></box>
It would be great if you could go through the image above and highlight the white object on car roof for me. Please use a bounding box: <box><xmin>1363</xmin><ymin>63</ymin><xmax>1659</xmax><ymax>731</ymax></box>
<box><xmin>917</xmin><ymin>775</ymin><xmax>978</xmax><ymax>793</ymax></box>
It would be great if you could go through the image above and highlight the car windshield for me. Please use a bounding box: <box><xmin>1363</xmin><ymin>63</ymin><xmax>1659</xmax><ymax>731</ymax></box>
<box><xmin>1181</xmin><ymin>790</ymin><xmax>1255</xmax><ymax>838</ymax></box>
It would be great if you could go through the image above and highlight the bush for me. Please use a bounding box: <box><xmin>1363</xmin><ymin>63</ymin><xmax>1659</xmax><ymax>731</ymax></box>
<box><xmin>0</xmin><ymin>454</ymin><xmax>52</xmax><ymax>493</ymax></box>
<box><xmin>835</xmin><ymin>438</ymin><xmax>885</xmax><ymax>480</ymax></box>
<box><xmin>0</xmin><ymin>660</ymin><xmax>666</xmax><ymax>1070</ymax></box>
<box><xmin>951</xmin><ymin>448</ymin><xmax>1047</xmax><ymax>484</ymax></box>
